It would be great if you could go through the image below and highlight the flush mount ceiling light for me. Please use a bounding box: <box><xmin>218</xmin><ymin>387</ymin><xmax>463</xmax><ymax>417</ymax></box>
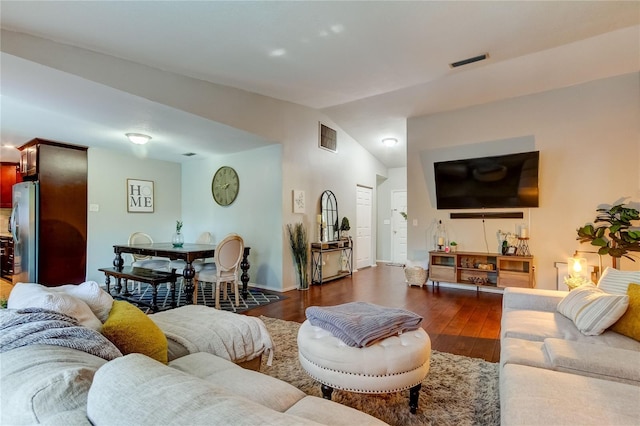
<box><xmin>382</xmin><ymin>138</ymin><xmax>398</xmax><ymax>147</ymax></box>
<box><xmin>126</xmin><ymin>133</ymin><xmax>152</xmax><ymax>145</ymax></box>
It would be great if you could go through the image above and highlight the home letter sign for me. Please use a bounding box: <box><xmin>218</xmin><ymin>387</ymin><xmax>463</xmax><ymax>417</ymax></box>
<box><xmin>127</xmin><ymin>179</ymin><xmax>154</xmax><ymax>213</ymax></box>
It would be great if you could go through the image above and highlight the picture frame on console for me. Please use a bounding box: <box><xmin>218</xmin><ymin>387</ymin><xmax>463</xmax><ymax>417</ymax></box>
<box><xmin>505</xmin><ymin>246</ymin><xmax>517</xmax><ymax>256</ymax></box>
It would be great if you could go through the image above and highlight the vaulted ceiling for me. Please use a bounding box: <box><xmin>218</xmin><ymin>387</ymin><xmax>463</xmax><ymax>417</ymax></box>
<box><xmin>1</xmin><ymin>1</ymin><xmax>638</xmax><ymax>167</ymax></box>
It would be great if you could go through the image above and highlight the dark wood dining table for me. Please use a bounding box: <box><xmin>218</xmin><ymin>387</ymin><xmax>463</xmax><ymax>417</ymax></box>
<box><xmin>111</xmin><ymin>242</ymin><xmax>251</xmax><ymax>303</ymax></box>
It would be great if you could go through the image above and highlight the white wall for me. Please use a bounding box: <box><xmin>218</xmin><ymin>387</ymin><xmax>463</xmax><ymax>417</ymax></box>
<box><xmin>376</xmin><ymin>167</ymin><xmax>407</xmax><ymax>262</ymax></box>
<box><xmin>181</xmin><ymin>145</ymin><xmax>283</xmax><ymax>291</ymax></box>
<box><xmin>407</xmin><ymin>73</ymin><xmax>640</xmax><ymax>290</ymax></box>
<box><xmin>86</xmin><ymin>148</ymin><xmax>181</xmax><ymax>283</ymax></box>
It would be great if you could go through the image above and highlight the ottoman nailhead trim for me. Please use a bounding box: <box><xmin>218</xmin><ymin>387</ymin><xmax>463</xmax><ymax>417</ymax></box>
<box><xmin>303</xmin><ymin>356</ymin><xmax>427</xmax><ymax>377</ymax></box>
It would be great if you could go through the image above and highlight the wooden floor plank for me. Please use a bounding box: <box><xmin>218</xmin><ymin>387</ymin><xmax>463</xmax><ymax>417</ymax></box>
<box><xmin>246</xmin><ymin>263</ymin><xmax>503</xmax><ymax>362</ymax></box>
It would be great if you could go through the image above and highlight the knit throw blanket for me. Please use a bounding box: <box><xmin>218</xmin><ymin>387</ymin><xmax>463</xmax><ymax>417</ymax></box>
<box><xmin>306</xmin><ymin>302</ymin><xmax>423</xmax><ymax>347</ymax></box>
<box><xmin>0</xmin><ymin>308</ymin><xmax>122</xmax><ymax>361</ymax></box>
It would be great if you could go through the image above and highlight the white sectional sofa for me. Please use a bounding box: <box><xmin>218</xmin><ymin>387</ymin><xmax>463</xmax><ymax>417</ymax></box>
<box><xmin>499</xmin><ymin>267</ymin><xmax>640</xmax><ymax>425</ymax></box>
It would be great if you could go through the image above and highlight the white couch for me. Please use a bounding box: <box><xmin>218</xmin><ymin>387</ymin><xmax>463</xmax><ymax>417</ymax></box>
<box><xmin>499</xmin><ymin>272</ymin><xmax>640</xmax><ymax>425</ymax></box>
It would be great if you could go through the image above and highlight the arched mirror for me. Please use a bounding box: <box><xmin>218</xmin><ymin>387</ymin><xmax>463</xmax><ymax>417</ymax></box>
<box><xmin>320</xmin><ymin>190</ymin><xmax>339</xmax><ymax>242</ymax></box>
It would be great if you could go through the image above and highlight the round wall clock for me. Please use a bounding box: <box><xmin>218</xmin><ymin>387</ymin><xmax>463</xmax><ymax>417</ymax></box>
<box><xmin>211</xmin><ymin>166</ymin><xmax>240</xmax><ymax>206</ymax></box>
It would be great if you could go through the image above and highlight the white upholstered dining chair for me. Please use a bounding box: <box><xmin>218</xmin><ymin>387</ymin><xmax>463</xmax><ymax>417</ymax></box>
<box><xmin>193</xmin><ymin>233</ymin><xmax>244</xmax><ymax>309</ymax></box>
<box><xmin>128</xmin><ymin>232</ymin><xmax>171</xmax><ymax>292</ymax></box>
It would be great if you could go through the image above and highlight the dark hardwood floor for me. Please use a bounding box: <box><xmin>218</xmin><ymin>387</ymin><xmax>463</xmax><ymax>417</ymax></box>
<box><xmin>245</xmin><ymin>263</ymin><xmax>503</xmax><ymax>362</ymax></box>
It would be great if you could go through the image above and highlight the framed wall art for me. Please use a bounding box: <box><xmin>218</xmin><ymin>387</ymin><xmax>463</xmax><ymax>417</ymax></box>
<box><xmin>127</xmin><ymin>179</ymin><xmax>154</xmax><ymax>213</ymax></box>
<box><xmin>293</xmin><ymin>190</ymin><xmax>305</xmax><ymax>213</ymax></box>
<box><xmin>318</xmin><ymin>122</ymin><xmax>337</xmax><ymax>153</ymax></box>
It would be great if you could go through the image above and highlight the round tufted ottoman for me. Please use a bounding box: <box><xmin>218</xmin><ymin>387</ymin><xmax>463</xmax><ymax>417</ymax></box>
<box><xmin>297</xmin><ymin>320</ymin><xmax>431</xmax><ymax>414</ymax></box>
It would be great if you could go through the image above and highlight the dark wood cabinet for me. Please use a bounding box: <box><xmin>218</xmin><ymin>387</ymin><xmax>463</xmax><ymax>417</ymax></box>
<box><xmin>1</xmin><ymin>162</ymin><xmax>21</xmax><ymax>208</ymax></box>
<box><xmin>17</xmin><ymin>139</ymin><xmax>88</xmax><ymax>286</ymax></box>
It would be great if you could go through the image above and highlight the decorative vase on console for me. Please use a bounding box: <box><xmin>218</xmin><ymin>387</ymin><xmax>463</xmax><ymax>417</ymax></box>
<box><xmin>172</xmin><ymin>220</ymin><xmax>184</xmax><ymax>248</ymax></box>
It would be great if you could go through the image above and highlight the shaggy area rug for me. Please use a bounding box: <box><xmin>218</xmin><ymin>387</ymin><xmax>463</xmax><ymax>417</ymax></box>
<box><xmin>259</xmin><ymin>316</ymin><xmax>500</xmax><ymax>426</ymax></box>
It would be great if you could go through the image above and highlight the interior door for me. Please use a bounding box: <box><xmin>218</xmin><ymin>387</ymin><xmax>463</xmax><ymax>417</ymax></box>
<box><xmin>356</xmin><ymin>186</ymin><xmax>372</xmax><ymax>269</ymax></box>
<box><xmin>391</xmin><ymin>190</ymin><xmax>407</xmax><ymax>264</ymax></box>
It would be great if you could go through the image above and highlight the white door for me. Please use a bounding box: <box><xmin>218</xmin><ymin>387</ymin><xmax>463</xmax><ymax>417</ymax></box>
<box><xmin>391</xmin><ymin>190</ymin><xmax>407</xmax><ymax>264</ymax></box>
<box><xmin>356</xmin><ymin>186</ymin><xmax>373</xmax><ymax>269</ymax></box>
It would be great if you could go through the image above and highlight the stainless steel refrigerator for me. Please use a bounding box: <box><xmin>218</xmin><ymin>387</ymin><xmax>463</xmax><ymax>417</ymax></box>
<box><xmin>10</xmin><ymin>181</ymin><xmax>38</xmax><ymax>284</ymax></box>
<box><xmin>9</xmin><ymin>139</ymin><xmax>88</xmax><ymax>286</ymax></box>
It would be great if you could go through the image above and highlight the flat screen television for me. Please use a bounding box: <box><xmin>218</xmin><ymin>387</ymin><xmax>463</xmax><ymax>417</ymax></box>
<box><xmin>434</xmin><ymin>151</ymin><xmax>539</xmax><ymax>209</ymax></box>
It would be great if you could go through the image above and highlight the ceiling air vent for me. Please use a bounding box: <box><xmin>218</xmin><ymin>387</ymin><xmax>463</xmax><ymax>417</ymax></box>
<box><xmin>182</xmin><ymin>152</ymin><xmax>197</xmax><ymax>157</ymax></box>
<box><xmin>450</xmin><ymin>53</ymin><xmax>489</xmax><ymax>69</ymax></box>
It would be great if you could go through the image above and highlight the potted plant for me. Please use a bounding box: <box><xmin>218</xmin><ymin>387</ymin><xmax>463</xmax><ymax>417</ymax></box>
<box><xmin>340</xmin><ymin>217</ymin><xmax>351</xmax><ymax>239</ymax></box>
<box><xmin>172</xmin><ymin>220</ymin><xmax>184</xmax><ymax>248</ymax></box>
<box><xmin>287</xmin><ymin>223</ymin><xmax>309</xmax><ymax>290</ymax></box>
<box><xmin>450</xmin><ymin>241</ymin><xmax>458</xmax><ymax>253</ymax></box>
<box><xmin>576</xmin><ymin>203</ymin><xmax>640</xmax><ymax>268</ymax></box>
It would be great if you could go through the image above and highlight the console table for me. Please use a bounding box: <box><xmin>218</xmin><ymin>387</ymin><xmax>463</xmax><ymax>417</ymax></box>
<box><xmin>112</xmin><ymin>243</ymin><xmax>251</xmax><ymax>303</ymax></box>
<box><xmin>429</xmin><ymin>250</ymin><xmax>534</xmax><ymax>289</ymax></box>
<box><xmin>311</xmin><ymin>240</ymin><xmax>353</xmax><ymax>285</ymax></box>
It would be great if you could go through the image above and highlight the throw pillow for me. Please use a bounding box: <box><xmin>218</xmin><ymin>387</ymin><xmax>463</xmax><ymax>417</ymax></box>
<box><xmin>50</xmin><ymin>281</ymin><xmax>114</xmax><ymax>323</ymax></box>
<box><xmin>610</xmin><ymin>283</ymin><xmax>640</xmax><ymax>341</ymax></box>
<box><xmin>101</xmin><ymin>301</ymin><xmax>168</xmax><ymax>364</ymax></box>
<box><xmin>597</xmin><ymin>267</ymin><xmax>640</xmax><ymax>295</ymax></box>
<box><xmin>7</xmin><ymin>283</ymin><xmax>102</xmax><ymax>330</ymax></box>
<box><xmin>557</xmin><ymin>283</ymin><xmax>629</xmax><ymax>336</ymax></box>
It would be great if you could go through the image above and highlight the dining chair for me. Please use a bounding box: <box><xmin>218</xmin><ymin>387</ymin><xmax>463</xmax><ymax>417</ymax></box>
<box><xmin>193</xmin><ymin>233</ymin><xmax>244</xmax><ymax>309</ymax></box>
<box><xmin>128</xmin><ymin>232</ymin><xmax>171</xmax><ymax>293</ymax></box>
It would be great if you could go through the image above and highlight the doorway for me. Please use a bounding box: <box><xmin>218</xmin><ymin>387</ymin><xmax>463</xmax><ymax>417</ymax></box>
<box><xmin>356</xmin><ymin>186</ymin><xmax>373</xmax><ymax>269</ymax></box>
<box><xmin>391</xmin><ymin>190</ymin><xmax>407</xmax><ymax>265</ymax></box>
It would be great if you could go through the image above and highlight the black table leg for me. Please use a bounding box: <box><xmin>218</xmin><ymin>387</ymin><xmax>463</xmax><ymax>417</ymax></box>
<box><xmin>183</xmin><ymin>263</ymin><xmax>195</xmax><ymax>304</ymax></box>
<box><xmin>240</xmin><ymin>248</ymin><xmax>250</xmax><ymax>299</ymax></box>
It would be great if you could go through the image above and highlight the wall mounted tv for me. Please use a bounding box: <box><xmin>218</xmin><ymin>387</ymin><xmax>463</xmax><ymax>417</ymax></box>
<box><xmin>434</xmin><ymin>151</ymin><xmax>539</xmax><ymax>209</ymax></box>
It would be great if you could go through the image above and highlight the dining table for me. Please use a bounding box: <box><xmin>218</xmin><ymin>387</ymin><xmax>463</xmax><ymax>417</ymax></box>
<box><xmin>111</xmin><ymin>242</ymin><xmax>251</xmax><ymax>303</ymax></box>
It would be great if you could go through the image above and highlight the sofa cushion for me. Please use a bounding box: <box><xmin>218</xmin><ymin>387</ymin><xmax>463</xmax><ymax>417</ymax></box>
<box><xmin>8</xmin><ymin>283</ymin><xmax>102</xmax><ymax>330</ymax></box>
<box><xmin>543</xmin><ymin>338</ymin><xmax>640</xmax><ymax>386</ymax></box>
<box><xmin>0</xmin><ymin>345</ymin><xmax>105</xmax><ymax>425</ymax></box>
<box><xmin>50</xmin><ymin>281</ymin><xmax>114</xmax><ymax>322</ymax></box>
<box><xmin>101</xmin><ymin>301</ymin><xmax>168</xmax><ymax>363</ymax></box>
<box><xmin>286</xmin><ymin>395</ymin><xmax>388</xmax><ymax>425</ymax></box>
<box><xmin>87</xmin><ymin>354</ymin><xmax>324</xmax><ymax>425</ymax></box>
<box><xmin>501</xmin><ymin>309</ymin><xmax>640</xmax><ymax>350</ymax></box>
<box><xmin>597</xmin><ymin>267</ymin><xmax>640</xmax><ymax>295</ymax></box>
<box><xmin>500</xmin><ymin>364</ymin><xmax>640</xmax><ymax>425</ymax></box>
<box><xmin>557</xmin><ymin>283</ymin><xmax>628</xmax><ymax>335</ymax></box>
<box><xmin>610</xmin><ymin>282</ymin><xmax>640</xmax><ymax>341</ymax></box>
<box><xmin>169</xmin><ymin>352</ymin><xmax>306</xmax><ymax>412</ymax></box>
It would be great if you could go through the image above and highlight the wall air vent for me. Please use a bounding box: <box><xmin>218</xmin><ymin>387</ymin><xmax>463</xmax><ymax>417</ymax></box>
<box><xmin>450</xmin><ymin>53</ymin><xmax>489</xmax><ymax>69</ymax></box>
<box><xmin>182</xmin><ymin>152</ymin><xmax>197</xmax><ymax>157</ymax></box>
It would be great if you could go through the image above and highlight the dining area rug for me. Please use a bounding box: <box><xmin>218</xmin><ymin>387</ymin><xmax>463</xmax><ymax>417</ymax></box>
<box><xmin>259</xmin><ymin>316</ymin><xmax>500</xmax><ymax>426</ymax></box>
<box><xmin>126</xmin><ymin>281</ymin><xmax>284</xmax><ymax>314</ymax></box>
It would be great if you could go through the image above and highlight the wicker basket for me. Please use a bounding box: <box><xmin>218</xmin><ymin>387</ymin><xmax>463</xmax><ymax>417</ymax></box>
<box><xmin>405</xmin><ymin>266</ymin><xmax>427</xmax><ymax>287</ymax></box>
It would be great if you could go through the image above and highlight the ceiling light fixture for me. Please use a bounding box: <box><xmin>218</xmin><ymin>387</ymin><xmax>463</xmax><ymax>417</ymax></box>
<box><xmin>126</xmin><ymin>133</ymin><xmax>152</xmax><ymax>145</ymax></box>
<box><xmin>382</xmin><ymin>138</ymin><xmax>398</xmax><ymax>147</ymax></box>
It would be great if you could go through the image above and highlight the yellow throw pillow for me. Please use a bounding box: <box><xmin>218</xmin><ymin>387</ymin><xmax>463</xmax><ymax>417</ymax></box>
<box><xmin>101</xmin><ymin>301</ymin><xmax>168</xmax><ymax>363</ymax></box>
<box><xmin>610</xmin><ymin>283</ymin><xmax>640</xmax><ymax>342</ymax></box>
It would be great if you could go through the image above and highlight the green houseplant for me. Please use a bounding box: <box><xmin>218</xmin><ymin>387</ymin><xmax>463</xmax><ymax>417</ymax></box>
<box><xmin>576</xmin><ymin>203</ymin><xmax>640</xmax><ymax>266</ymax></box>
<box><xmin>340</xmin><ymin>217</ymin><xmax>351</xmax><ymax>239</ymax></box>
<box><xmin>287</xmin><ymin>223</ymin><xmax>309</xmax><ymax>290</ymax></box>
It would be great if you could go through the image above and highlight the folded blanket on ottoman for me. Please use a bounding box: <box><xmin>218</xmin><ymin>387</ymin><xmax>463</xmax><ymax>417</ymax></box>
<box><xmin>306</xmin><ymin>302</ymin><xmax>423</xmax><ymax>347</ymax></box>
<box><xmin>0</xmin><ymin>308</ymin><xmax>122</xmax><ymax>360</ymax></box>
<box><xmin>149</xmin><ymin>305</ymin><xmax>274</xmax><ymax>365</ymax></box>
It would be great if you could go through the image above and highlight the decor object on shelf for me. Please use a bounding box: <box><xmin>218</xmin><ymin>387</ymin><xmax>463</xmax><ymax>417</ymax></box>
<box><xmin>211</xmin><ymin>166</ymin><xmax>239</xmax><ymax>206</ymax></box>
<box><xmin>435</xmin><ymin>220</ymin><xmax>447</xmax><ymax>251</ymax></box>
<box><xmin>340</xmin><ymin>217</ymin><xmax>350</xmax><ymax>239</ymax></box>
<box><xmin>320</xmin><ymin>190</ymin><xmax>339</xmax><ymax>242</ymax></box>
<box><xmin>172</xmin><ymin>220</ymin><xmax>184</xmax><ymax>248</ymax></box>
<box><xmin>287</xmin><ymin>223</ymin><xmax>309</xmax><ymax>290</ymax></box>
<box><xmin>576</xmin><ymin>202</ymin><xmax>640</xmax><ymax>268</ymax></box>
<box><xmin>449</xmin><ymin>241</ymin><xmax>458</xmax><ymax>253</ymax></box>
